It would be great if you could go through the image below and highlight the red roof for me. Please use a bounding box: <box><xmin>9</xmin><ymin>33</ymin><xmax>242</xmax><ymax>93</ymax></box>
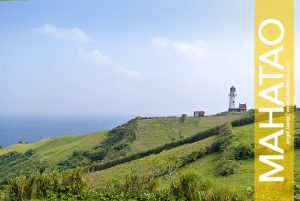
<box><xmin>194</xmin><ymin>111</ymin><xmax>205</xmax><ymax>114</ymax></box>
<box><xmin>239</xmin><ymin>103</ymin><xmax>247</xmax><ymax>110</ymax></box>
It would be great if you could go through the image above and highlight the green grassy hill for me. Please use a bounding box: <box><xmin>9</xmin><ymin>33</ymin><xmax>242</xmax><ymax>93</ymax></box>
<box><xmin>84</xmin><ymin>111</ymin><xmax>300</xmax><ymax>194</ymax></box>
<box><xmin>0</xmin><ymin>113</ymin><xmax>243</xmax><ymax>161</ymax></box>
<box><xmin>0</xmin><ymin>131</ymin><xmax>108</xmax><ymax>184</ymax></box>
<box><xmin>85</xmin><ymin>135</ymin><xmax>218</xmax><ymax>188</ymax></box>
<box><xmin>128</xmin><ymin>113</ymin><xmax>243</xmax><ymax>154</ymax></box>
<box><xmin>1</xmin><ymin>111</ymin><xmax>299</xmax><ymax>200</ymax></box>
<box><xmin>84</xmin><ymin>125</ymin><xmax>252</xmax><ymax>189</ymax></box>
<box><xmin>0</xmin><ymin>131</ymin><xmax>108</xmax><ymax>163</ymax></box>
<box><xmin>0</xmin><ymin>113</ymin><xmax>244</xmax><ymax>184</ymax></box>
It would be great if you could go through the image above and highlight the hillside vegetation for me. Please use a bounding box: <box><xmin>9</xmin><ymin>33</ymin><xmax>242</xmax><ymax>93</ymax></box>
<box><xmin>0</xmin><ymin>131</ymin><xmax>107</xmax><ymax>184</ymax></box>
<box><xmin>0</xmin><ymin>131</ymin><xmax>108</xmax><ymax>162</ymax></box>
<box><xmin>1</xmin><ymin>111</ymin><xmax>299</xmax><ymax>200</ymax></box>
<box><xmin>85</xmin><ymin>111</ymin><xmax>300</xmax><ymax>193</ymax></box>
<box><xmin>129</xmin><ymin>113</ymin><xmax>244</xmax><ymax>154</ymax></box>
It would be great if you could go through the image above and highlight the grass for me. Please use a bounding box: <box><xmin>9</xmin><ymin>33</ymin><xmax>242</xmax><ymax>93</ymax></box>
<box><xmin>1</xmin><ymin>111</ymin><xmax>298</xmax><ymax>195</ymax></box>
<box><xmin>128</xmin><ymin>113</ymin><xmax>243</xmax><ymax>154</ymax></box>
<box><xmin>156</xmin><ymin>123</ymin><xmax>255</xmax><ymax>190</ymax></box>
<box><xmin>0</xmin><ymin>113</ymin><xmax>243</xmax><ymax>163</ymax></box>
<box><xmin>0</xmin><ymin>131</ymin><xmax>108</xmax><ymax>163</ymax></box>
<box><xmin>85</xmin><ymin>135</ymin><xmax>218</xmax><ymax>188</ymax></box>
<box><xmin>0</xmin><ymin>138</ymin><xmax>51</xmax><ymax>156</ymax></box>
<box><xmin>86</xmin><ymin>112</ymin><xmax>300</xmax><ymax>192</ymax></box>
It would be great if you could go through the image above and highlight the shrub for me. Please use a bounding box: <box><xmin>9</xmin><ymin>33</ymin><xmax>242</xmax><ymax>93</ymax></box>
<box><xmin>295</xmin><ymin>135</ymin><xmax>300</xmax><ymax>148</ymax></box>
<box><xmin>214</xmin><ymin>123</ymin><xmax>241</xmax><ymax>176</ymax></box>
<box><xmin>218</xmin><ymin>123</ymin><xmax>235</xmax><ymax>150</ymax></box>
<box><xmin>171</xmin><ymin>172</ymin><xmax>212</xmax><ymax>201</ymax></box>
<box><xmin>7</xmin><ymin>169</ymin><xmax>87</xmax><ymax>201</ymax></box>
<box><xmin>182</xmin><ymin>148</ymin><xmax>208</xmax><ymax>165</ymax></box>
<box><xmin>180</xmin><ymin>114</ymin><xmax>188</xmax><ymax>123</ymax></box>
<box><xmin>295</xmin><ymin>182</ymin><xmax>300</xmax><ymax>201</ymax></box>
<box><xmin>217</xmin><ymin>159</ymin><xmax>239</xmax><ymax>176</ymax></box>
<box><xmin>210</xmin><ymin>185</ymin><xmax>247</xmax><ymax>201</ymax></box>
<box><xmin>85</xmin><ymin>191</ymin><xmax>180</xmax><ymax>201</ymax></box>
<box><xmin>231</xmin><ymin>143</ymin><xmax>254</xmax><ymax>160</ymax></box>
<box><xmin>170</xmin><ymin>171</ymin><xmax>247</xmax><ymax>201</ymax></box>
<box><xmin>231</xmin><ymin>116</ymin><xmax>254</xmax><ymax>127</ymax></box>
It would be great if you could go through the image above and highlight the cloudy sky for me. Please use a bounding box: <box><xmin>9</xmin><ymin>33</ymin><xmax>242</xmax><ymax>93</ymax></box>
<box><xmin>0</xmin><ymin>0</ymin><xmax>299</xmax><ymax>116</ymax></box>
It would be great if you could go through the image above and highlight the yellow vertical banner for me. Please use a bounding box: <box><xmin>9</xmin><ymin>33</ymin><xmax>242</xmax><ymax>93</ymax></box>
<box><xmin>255</xmin><ymin>0</ymin><xmax>294</xmax><ymax>200</ymax></box>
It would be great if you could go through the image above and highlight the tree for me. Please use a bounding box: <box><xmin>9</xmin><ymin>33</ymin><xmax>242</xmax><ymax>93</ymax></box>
<box><xmin>180</xmin><ymin>114</ymin><xmax>188</xmax><ymax>123</ymax></box>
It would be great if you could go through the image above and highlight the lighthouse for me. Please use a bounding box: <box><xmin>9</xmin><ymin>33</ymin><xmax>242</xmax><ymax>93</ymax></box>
<box><xmin>228</xmin><ymin>86</ymin><xmax>237</xmax><ymax>111</ymax></box>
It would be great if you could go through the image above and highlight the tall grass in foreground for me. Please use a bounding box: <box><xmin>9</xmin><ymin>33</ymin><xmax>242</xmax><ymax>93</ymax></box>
<box><xmin>1</xmin><ymin>169</ymin><xmax>251</xmax><ymax>201</ymax></box>
<box><xmin>4</xmin><ymin>169</ymin><xmax>87</xmax><ymax>201</ymax></box>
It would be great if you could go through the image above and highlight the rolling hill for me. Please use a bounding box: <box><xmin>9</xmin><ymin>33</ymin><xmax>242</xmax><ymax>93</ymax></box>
<box><xmin>1</xmin><ymin>110</ymin><xmax>299</xmax><ymax>200</ymax></box>
<box><xmin>0</xmin><ymin>131</ymin><xmax>108</xmax><ymax>162</ymax></box>
<box><xmin>84</xmin><ymin>111</ymin><xmax>300</xmax><ymax>194</ymax></box>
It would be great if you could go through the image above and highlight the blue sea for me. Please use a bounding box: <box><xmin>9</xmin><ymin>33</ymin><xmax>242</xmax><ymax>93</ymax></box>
<box><xmin>0</xmin><ymin>115</ymin><xmax>133</xmax><ymax>148</ymax></box>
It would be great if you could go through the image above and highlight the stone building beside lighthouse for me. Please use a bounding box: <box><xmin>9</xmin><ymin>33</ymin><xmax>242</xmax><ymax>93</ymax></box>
<box><xmin>228</xmin><ymin>86</ymin><xmax>247</xmax><ymax>112</ymax></box>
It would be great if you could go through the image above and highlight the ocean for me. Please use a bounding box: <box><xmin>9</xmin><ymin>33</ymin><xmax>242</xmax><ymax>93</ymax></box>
<box><xmin>0</xmin><ymin>115</ymin><xmax>133</xmax><ymax>148</ymax></box>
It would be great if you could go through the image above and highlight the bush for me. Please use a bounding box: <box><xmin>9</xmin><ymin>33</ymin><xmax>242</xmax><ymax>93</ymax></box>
<box><xmin>231</xmin><ymin>116</ymin><xmax>254</xmax><ymax>127</ymax></box>
<box><xmin>170</xmin><ymin>172</ymin><xmax>247</xmax><ymax>201</ymax></box>
<box><xmin>7</xmin><ymin>169</ymin><xmax>87</xmax><ymax>201</ymax></box>
<box><xmin>296</xmin><ymin>182</ymin><xmax>300</xmax><ymax>201</ymax></box>
<box><xmin>210</xmin><ymin>185</ymin><xmax>247</xmax><ymax>201</ymax></box>
<box><xmin>180</xmin><ymin>114</ymin><xmax>188</xmax><ymax>123</ymax></box>
<box><xmin>295</xmin><ymin>135</ymin><xmax>300</xmax><ymax>148</ymax></box>
<box><xmin>215</xmin><ymin>124</ymin><xmax>240</xmax><ymax>176</ymax></box>
<box><xmin>85</xmin><ymin>191</ymin><xmax>180</xmax><ymax>201</ymax></box>
<box><xmin>231</xmin><ymin>143</ymin><xmax>254</xmax><ymax>160</ymax></box>
<box><xmin>0</xmin><ymin>151</ymin><xmax>51</xmax><ymax>185</ymax></box>
<box><xmin>217</xmin><ymin>159</ymin><xmax>239</xmax><ymax>176</ymax></box>
<box><xmin>218</xmin><ymin>123</ymin><xmax>235</xmax><ymax>150</ymax></box>
<box><xmin>182</xmin><ymin>148</ymin><xmax>208</xmax><ymax>165</ymax></box>
<box><xmin>171</xmin><ymin>172</ymin><xmax>212</xmax><ymax>201</ymax></box>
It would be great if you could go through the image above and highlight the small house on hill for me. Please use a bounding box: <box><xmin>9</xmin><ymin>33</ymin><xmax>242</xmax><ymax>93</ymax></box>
<box><xmin>194</xmin><ymin>111</ymin><xmax>205</xmax><ymax>117</ymax></box>
<box><xmin>239</xmin><ymin>103</ymin><xmax>247</xmax><ymax>112</ymax></box>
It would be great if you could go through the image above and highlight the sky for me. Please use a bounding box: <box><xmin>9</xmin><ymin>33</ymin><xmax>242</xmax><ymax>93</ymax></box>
<box><xmin>0</xmin><ymin>0</ymin><xmax>299</xmax><ymax>116</ymax></box>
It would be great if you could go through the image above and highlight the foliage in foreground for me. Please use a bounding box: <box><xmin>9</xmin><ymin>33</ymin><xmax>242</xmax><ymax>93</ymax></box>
<box><xmin>171</xmin><ymin>172</ymin><xmax>249</xmax><ymax>201</ymax></box>
<box><xmin>0</xmin><ymin>150</ymin><xmax>51</xmax><ymax>186</ymax></box>
<box><xmin>5</xmin><ymin>169</ymin><xmax>87</xmax><ymax>201</ymax></box>
<box><xmin>2</xmin><ymin>168</ymin><xmax>250</xmax><ymax>201</ymax></box>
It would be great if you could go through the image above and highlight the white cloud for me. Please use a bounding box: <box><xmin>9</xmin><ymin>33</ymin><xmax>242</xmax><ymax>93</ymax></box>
<box><xmin>116</xmin><ymin>67</ymin><xmax>141</xmax><ymax>78</ymax></box>
<box><xmin>172</xmin><ymin>40</ymin><xmax>206</xmax><ymax>61</ymax></box>
<box><xmin>151</xmin><ymin>37</ymin><xmax>206</xmax><ymax>61</ymax></box>
<box><xmin>78</xmin><ymin>49</ymin><xmax>140</xmax><ymax>79</ymax></box>
<box><xmin>33</xmin><ymin>24</ymin><xmax>91</xmax><ymax>43</ymax></box>
<box><xmin>150</xmin><ymin>36</ymin><xmax>170</xmax><ymax>47</ymax></box>
<box><xmin>78</xmin><ymin>49</ymin><xmax>110</xmax><ymax>64</ymax></box>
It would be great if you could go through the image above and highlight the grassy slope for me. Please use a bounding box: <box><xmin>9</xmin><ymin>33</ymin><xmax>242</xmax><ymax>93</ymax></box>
<box><xmin>0</xmin><ymin>113</ymin><xmax>242</xmax><ymax>162</ymax></box>
<box><xmin>177</xmin><ymin>124</ymin><xmax>254</xmax><ymax>189</ymax></box>
<box><xmin>128</xmin><ymin>113</ymin><xmax>243</xmax><ymax>154</ymax></box>
<box><xmin>86</xmin><ymin>111</ymin><xmax>300</xmax><ymax>191</ymax></box>
<box><xmin>85</xmin><ymin>136</ymin><xmax>218</xmax><ymax>188</ymax></box>
<box><xmin>84</xmin><ymin>124</ymin><xmax>252</xmax><ymax>189</ymax></box>
<box><xmin>0</xmin><ymin>131</ymin><xmax>108</xmax><ymax>163</ymax></box>
<box><xmin>2</xmin><ymin>111</ymin><xmax>297</xmax><ymax>191</ymax></box>
<box><xmin>174</xmin><ymin>112</ymin><xmax>300</xmax><ymax>188</ymax></box>
<box><xmin>0</xmin><ymin>138</ymin><xmax>51</xmax><ymax>156</ymax></box>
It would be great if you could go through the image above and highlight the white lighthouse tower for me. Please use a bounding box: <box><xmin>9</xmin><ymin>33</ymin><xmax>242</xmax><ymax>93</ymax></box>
<box><xmin>228</xmin><ymin>86</ymin><xmax>237</xmax><ymax>111</ymax></box>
